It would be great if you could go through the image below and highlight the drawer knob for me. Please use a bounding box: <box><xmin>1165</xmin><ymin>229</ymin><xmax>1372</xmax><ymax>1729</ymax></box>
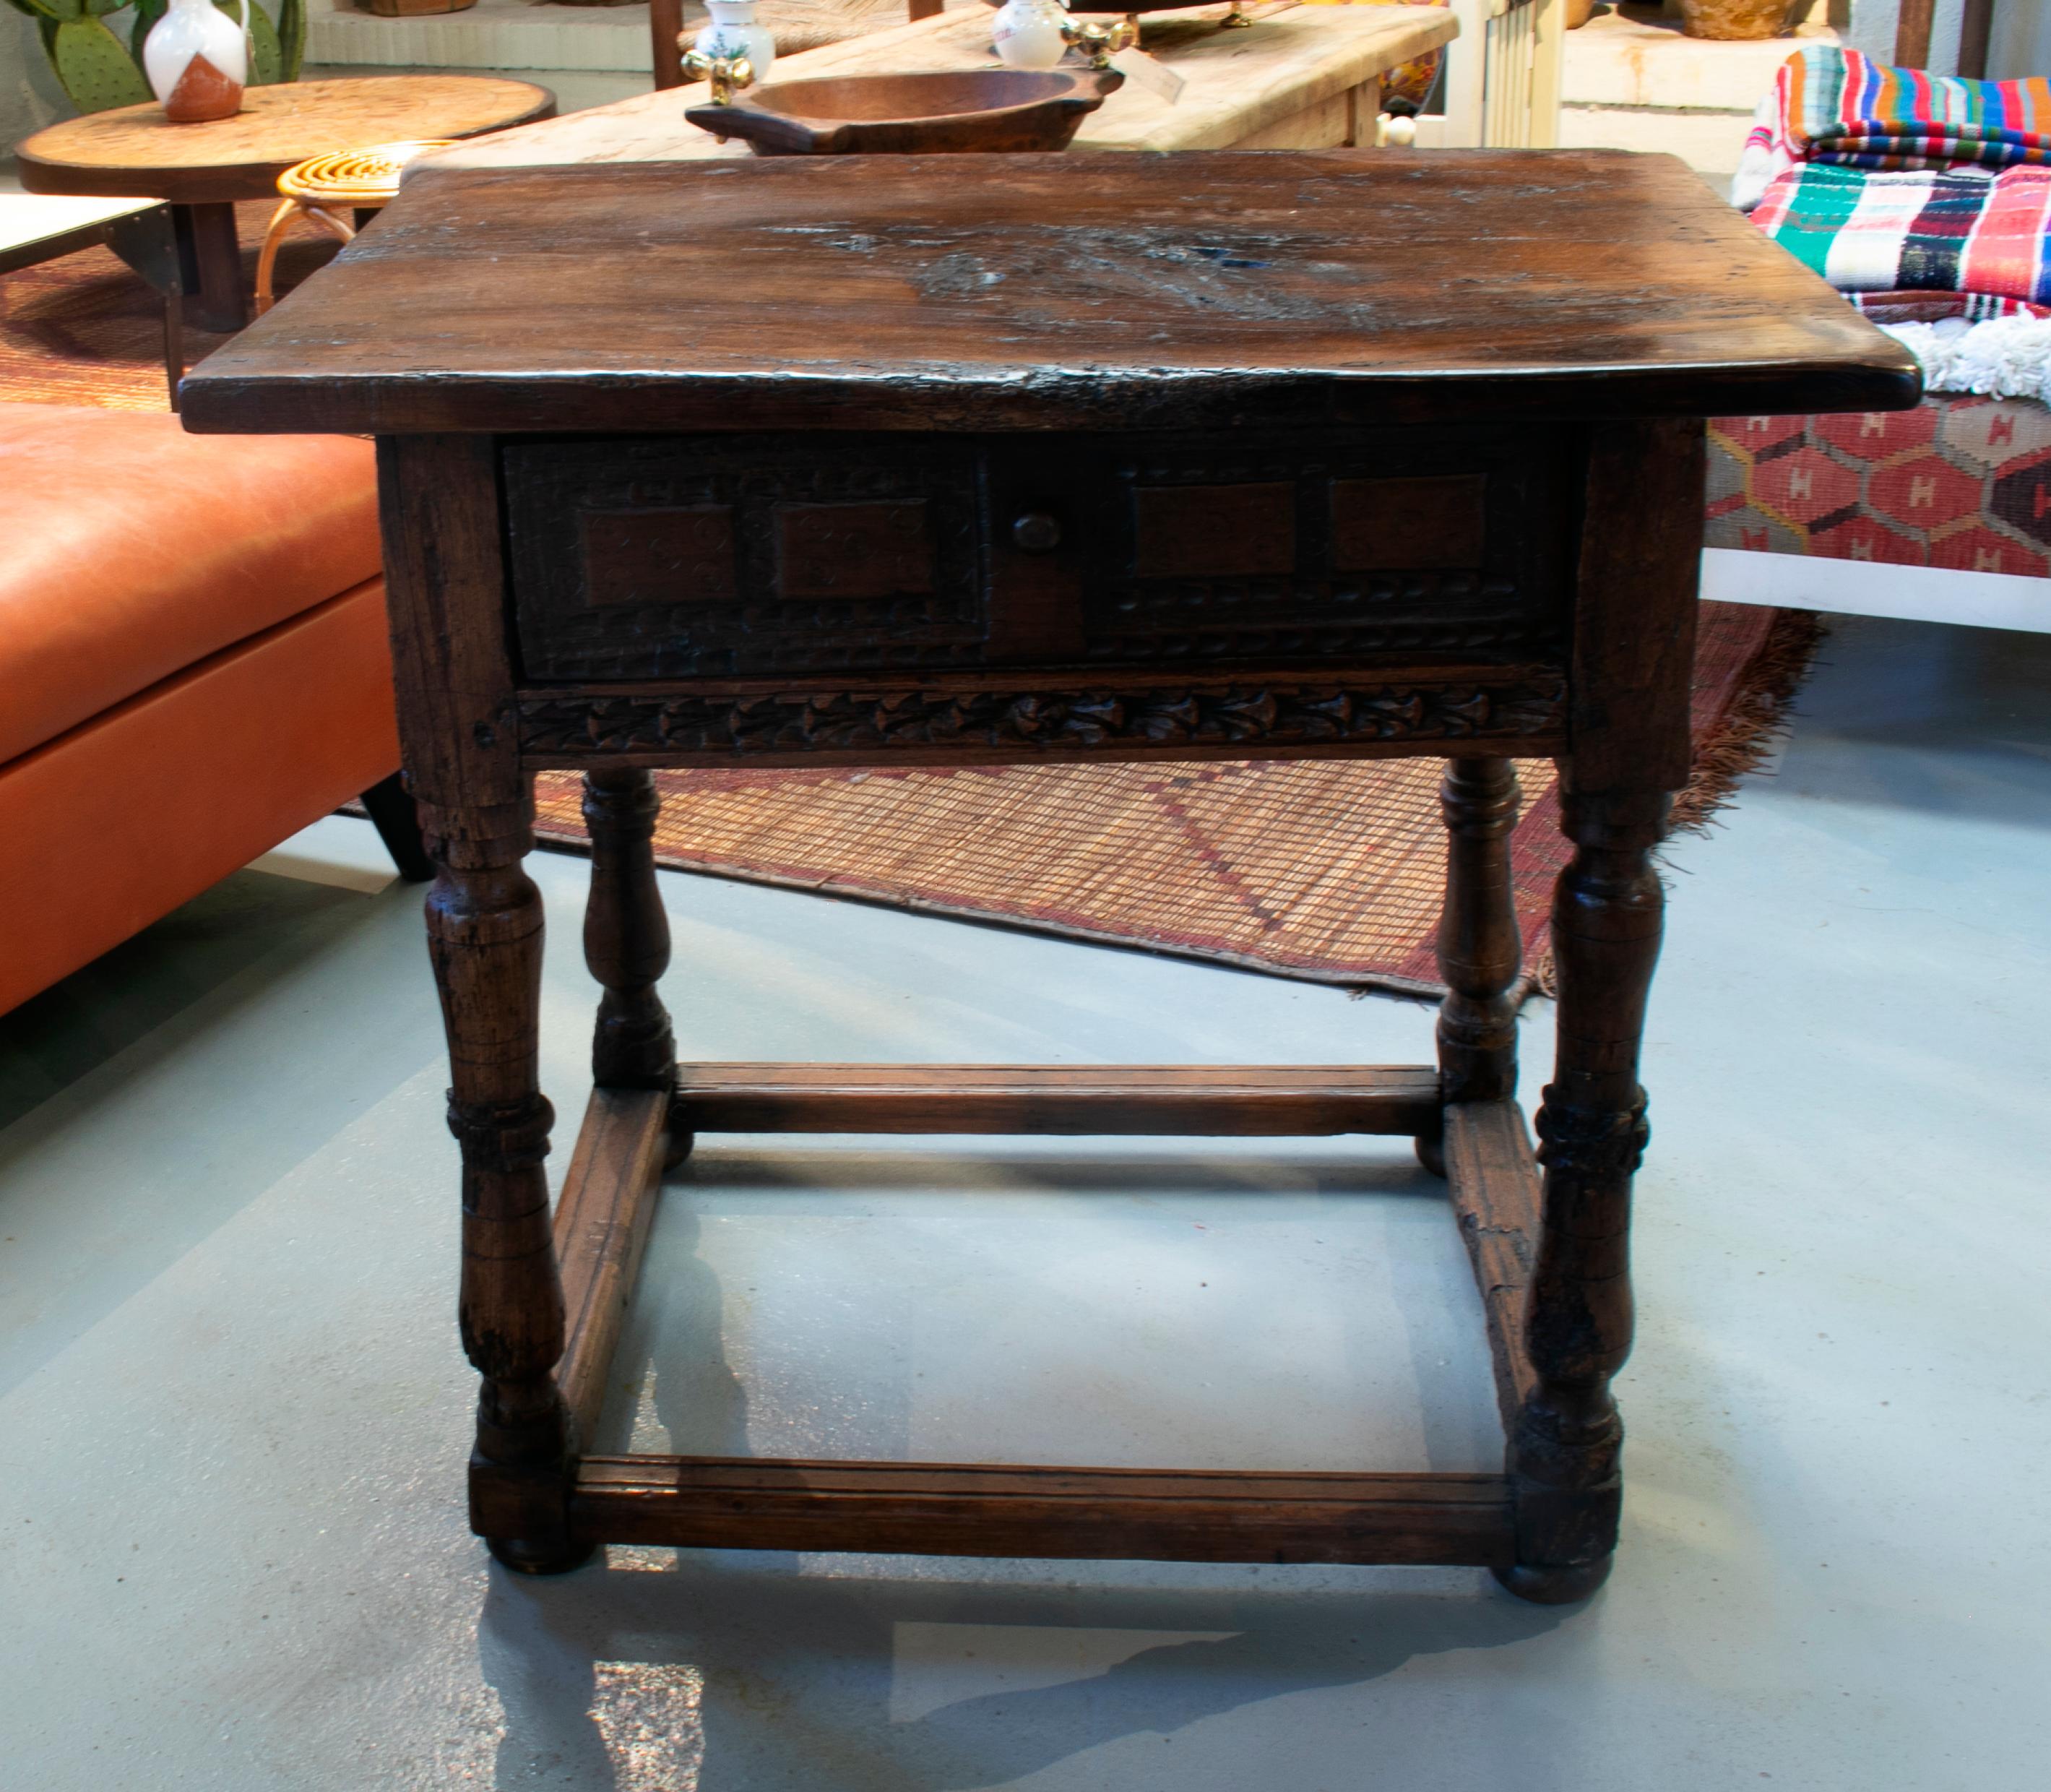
<box><xmin>1011</xmin><ymin>511</ymin><xmax>1062</xmax><ymax>554</ymax></box>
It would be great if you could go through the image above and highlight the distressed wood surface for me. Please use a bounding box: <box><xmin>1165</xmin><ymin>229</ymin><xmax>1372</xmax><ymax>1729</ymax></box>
<box><xmin>181</xmin><ymin>151</ymin><xmax>1918</xmax><ymax>438</ymax></box>
<box><xmin>670</xmin><ymin>1061</ymin><xmax>1443</xmax><ymax>1134</ymax></box>
<box><xmin>425</xmin><ymin>3</ymin><xmax>1451</xmax><ymax>171</ymax></box>
<box><xmin>552</xmin><ymin>1087</ymin><xmax>670</xmax><ymax>1446</ymax></box>
<box><xmin>260</xmin><ymin>126</ymin><xmax>1907</xmax><ymax>1600</ymax></box>
<box><xmin>1443</xmin><ymin>1098</ymin><xmax>1541</xmax><ymax>1429</ymax></box>
<box><xmin>16</xmin><ymin>77</ymin><xmax>556</xmax><ymax>203</ymax></box>
<box><xmin>569</xmin><ymin>1456</ymin><xmax>1516</xmax><ymax>1563</ymax></box>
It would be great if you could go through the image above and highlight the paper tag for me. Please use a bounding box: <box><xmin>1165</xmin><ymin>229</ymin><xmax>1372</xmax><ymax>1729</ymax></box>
<box><xmin>1108</xmin><ymin>47</ymin><xmax>1186</xmax><ymax>105</ymax></box>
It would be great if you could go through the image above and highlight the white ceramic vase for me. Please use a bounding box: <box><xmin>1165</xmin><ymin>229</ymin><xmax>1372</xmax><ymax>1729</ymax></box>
<box><xmin>992</xmin><ymin>0</ymin><xmax>1070</xmax><ymax>72</ymax></box>
<box><xmin>144</xmin><ymin>0</ymin><xmax>249</xmax><ymax>124</ymax></box>
<box><xmin>694</xmin><ymin>0</ymin><xmax>777</xmax><ymax>82</ymax></box>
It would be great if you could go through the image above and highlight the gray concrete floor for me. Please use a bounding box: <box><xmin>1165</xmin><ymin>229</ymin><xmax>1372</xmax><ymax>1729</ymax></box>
<box><xmin>1</xmin><ymin>613</ymin><xmax>2046</xmax><ymax>1790</ymax></box>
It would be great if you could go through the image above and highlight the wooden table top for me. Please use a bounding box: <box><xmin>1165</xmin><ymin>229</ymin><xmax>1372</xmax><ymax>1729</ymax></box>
<box><xmin>15</xmin><ymin>76</ymin><xmax>556</xmax><ymax>204</ymax></box>
<box><xmin>180</xmin><ymin>150</ymin><xmax>1920</xmax><ymax>438</ymax></box>
<box><xmin>423</xmin><ymin>2</ymin><xmax>1455</xmax><ymax>171</ymax></box>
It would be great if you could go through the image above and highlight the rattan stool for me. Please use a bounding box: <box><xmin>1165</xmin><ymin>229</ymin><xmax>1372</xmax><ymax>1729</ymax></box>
<box><xmin>254</xmin><ymin>140</ymin><xmax>454</xmax><ymax>316</ymax></box>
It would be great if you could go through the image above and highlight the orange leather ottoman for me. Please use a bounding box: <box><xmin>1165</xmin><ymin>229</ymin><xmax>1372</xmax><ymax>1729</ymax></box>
<box><xmin>0</xmin><ymin>402</ymin><xmax>423</xmax><ymax>1017</ymax></box>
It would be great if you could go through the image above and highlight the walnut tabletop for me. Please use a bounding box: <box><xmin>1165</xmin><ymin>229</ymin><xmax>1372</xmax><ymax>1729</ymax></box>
<box><xmin>180</xmin><ymin>150</ymin><xmax>1918</xmax><ymax>1598</ymax></box>
<box><xmin>17</xmin><ymin>75</ymin><xmax>555</xmax><ymax>333</ymax></box>
<box><xmin>422</xmin><ymin>1</ymin><xmax>1456</xmax><ymax>172</ymax></box>
<box><xmin>183</xmin><ymin>150</ymin><xmax>1919</xmax><ymax>436</ymax></box>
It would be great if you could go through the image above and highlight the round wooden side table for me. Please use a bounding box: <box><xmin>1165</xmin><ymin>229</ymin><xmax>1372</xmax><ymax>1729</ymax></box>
<box><xmin>15</xmin><ymin>77</ymin><xmax>555</xmax><ymax>332</ymax></box>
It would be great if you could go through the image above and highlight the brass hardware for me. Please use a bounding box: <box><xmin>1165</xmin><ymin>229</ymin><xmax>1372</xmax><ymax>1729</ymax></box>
<box><xmin>1222</xmin><ymin>0</ymin><xmax>1253</xmax><ymax>26</ymax></box>
<box><xmin>1060</xmin><ymin>16</ymin><xmax>1136</xmax><ymax>69</ymax></box>
<box><xmin>1012</xmin><ymin>512</ymin><xmax>1063</xmax><ymax>554</ymax></box>
<box><xmin>680</xmin><ymin>42</ymin><xmax>757</xmax><ymax>105</ymax></box>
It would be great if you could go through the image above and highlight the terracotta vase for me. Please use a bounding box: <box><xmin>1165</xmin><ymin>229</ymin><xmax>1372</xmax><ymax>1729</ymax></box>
<box><xmin>1566</xmin><ymin>0</ymin><xmax>1597</xmax><ymax>27</ymax></box>
<box><xmin>1677</xmin><ymin>0</ymin><xmax>1792</xmax><ymax>40</ymax></box>
<box><xmin>143</xmin><ymin>0</ymin><xmax>248</xmax><ymax>123</ymax></box>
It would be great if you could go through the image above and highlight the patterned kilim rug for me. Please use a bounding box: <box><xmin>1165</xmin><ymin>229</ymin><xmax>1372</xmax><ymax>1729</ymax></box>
<box><xmin>1</xmin><ymin>204</ymin><xmax>1818</xmax><ymax>995</ymax></box>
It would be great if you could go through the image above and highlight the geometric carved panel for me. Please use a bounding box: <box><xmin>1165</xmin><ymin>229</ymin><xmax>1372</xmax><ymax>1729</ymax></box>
<box><xmin>580</xmin><ymin>506</ymin><xmax>737</xmax><ymax>606</ymax></box>
<box><xmin>1133</xmin><ymin>483</ymin><xmax>1295</xmax><ymax>578</ymax></box>
<box><xmin>777</xmin><ymin>501</ymin><xmax>935</xmax><ymax>598</ymax></box>
<box><xmin>1331</xmin><ymin>475</ymin><xmax>1487</xmax><ymax>570</ymax></box>
<box><xmin>1079</xmin><ymin>428</ymin><xmax>1576</xmax><ymax>670</ymax></box>
<box><xmin>504</xmin><ymin>434</ymin><xmax>985</xmax><ymax>681</ymax></box>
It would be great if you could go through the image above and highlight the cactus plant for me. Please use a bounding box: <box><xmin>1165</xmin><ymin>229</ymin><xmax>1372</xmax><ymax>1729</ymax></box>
<box><xmin>5</xmin><ymin>0</ymin><xmax>305</xmax><ymax>113</ymax></box>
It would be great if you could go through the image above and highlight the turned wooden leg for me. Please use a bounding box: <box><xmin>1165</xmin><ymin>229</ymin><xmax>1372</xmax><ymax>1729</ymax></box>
<box><xmin>1498</xmin><ymin>785</ymin><xmax>1667</xmax><ymax>1603</ymax></box>
<box><xmin>1420</xmin><ymin>754</ymin><xmax>1523</xmax><ymax>1174</ymax></box>
<box><xmin>422</xmin><ymin>798</ymin><xmax>590</xmax><ymax>1576</ymax></box>
<box><xmin>582</xmin><ymin>770</ymin><xmax>676</xmax><ymax>1088</ymax></box>
<box><xmin>582</xmin><ymin>770</ymin><xmax>690</xmax><ymax>1168</ymax></box>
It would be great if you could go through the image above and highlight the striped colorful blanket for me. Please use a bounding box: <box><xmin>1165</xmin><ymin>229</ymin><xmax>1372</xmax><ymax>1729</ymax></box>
<box><xmin>1849</xmin><ymin>290</ymin><xmax>2050</xmax><ymax>324</ymax></box>
<box><xmin>1753</xmin><ymin>164</ymin><xmax>2051</xmax><ymax>303</ymax></box>
<box><xmin>1735</xmin><ymin>46</ymin><xmax>2051</xmax><ymax>212</ymax></box>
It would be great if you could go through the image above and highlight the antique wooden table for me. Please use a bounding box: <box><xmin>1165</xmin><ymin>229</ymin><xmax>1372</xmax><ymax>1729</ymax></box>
<box><xmin>14</xmin><ymin>76</ymin><xmax>554</xmax><ymax>332</ymax></box>
<box><xmin>423</xmin><ymin>1</ymin><xmax>1455</xmax><ymax>173</ymax></box>
<box><xmin>183</xmin><ymin>150</ymin><xmax>1915</xmax><ymax>1600</ymax></box>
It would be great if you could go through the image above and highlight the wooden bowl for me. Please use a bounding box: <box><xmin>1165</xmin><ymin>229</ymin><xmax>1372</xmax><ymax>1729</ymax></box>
<box><xmin>686</xmin><ymin>69</ymin><xmax>1124</xmax><ymax>157</ymax></box>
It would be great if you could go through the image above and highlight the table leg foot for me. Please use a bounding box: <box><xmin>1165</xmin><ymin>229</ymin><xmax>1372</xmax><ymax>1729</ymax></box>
<box><xmin>663</xmin><ymin>1127</ymin><xmax>696</xmax><ymax>1171</ymax></box>
<box><xmin>488</xmin><ymin>1535</ymin><xmax>600</xmax><ymax>1577</ymax></box>
<box><xmin>1492</xmin><ymin>1556</ymin><xmax>1612</xmax><ymax>1605</ymax></box>
<box><xmin>1414</xmin><ymin>1132</ymin><xmax>1446</xmax><ymax>1178</ymax></box>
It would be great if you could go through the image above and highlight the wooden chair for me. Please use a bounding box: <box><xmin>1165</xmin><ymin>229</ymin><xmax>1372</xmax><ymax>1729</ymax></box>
<box><xmin>649</xmin><ymin>0</ymin><xmax>947</xmax><ymax>90</ymax></box>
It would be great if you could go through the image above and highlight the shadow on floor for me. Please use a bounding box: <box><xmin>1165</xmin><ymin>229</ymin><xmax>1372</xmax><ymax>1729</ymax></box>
<box><xmin>475</xmin><ymin>1559</ymin><xmax>1569</xmax><ymax>1791</ymax></box>
<box><xmin>0</xmin><ymin>869</ymin><xmax>371</xmax><ymax>1132</ymax></box>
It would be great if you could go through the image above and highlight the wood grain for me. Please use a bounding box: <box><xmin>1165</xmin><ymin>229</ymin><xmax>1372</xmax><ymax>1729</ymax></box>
<box><xmin>1568</xmin><ymin>419</ymin><xmax>1705</xmax><ymax>795</ymax></box>
<box><xmin>1443</xmin><ymin>1098</ymin><xmax>1540</xmax><ymax>1429</ymax></box>
<box><xmin>671</xmin><ymin>1061</ymin><xmax>1443</xmax><ymax>1134</ymax></box>
<box><xmin>16</xmin><ymin>77</ymin><xmax>555</xmax><ymax>204</ymax></box>
<box><xmin>1894</xmin><ymin>0</ymin><xmax>1934</xmax><ymax>68</ymax></box>
<box><xmin>1957</xmin><ymin>0</ymin><xmax>1994</xmax><ymax>80</ymax></box>
<box><xmin>571</xmin><ymin>1456</ymin><xmax>1516</xmax><ymax>1564</ymax></box>
<box><xmin>553</xmin><ymin>1087</ymin><xmax>670</xmax><ymax>1446</ymax></box>
<box><xmin>181</xmin><ymin>152</ymin><xmax>1921</xmax><ymax>439</ymax></box>
<box><xmin>426</xmin><ymin>5</ymin><xmax>1454</xmax><ymax>172</ymax></box>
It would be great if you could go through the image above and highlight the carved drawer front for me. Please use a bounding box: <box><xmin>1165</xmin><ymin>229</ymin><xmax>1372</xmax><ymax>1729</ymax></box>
<box><xmin>504</xmin><ymin>435</ymin><xmax>986</xmax><ymax>681</ymax></box>
<box><xmin>987</xmin><ymin>429</ymin><xmax>1577</xmax><ymax>669</ymax></box>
